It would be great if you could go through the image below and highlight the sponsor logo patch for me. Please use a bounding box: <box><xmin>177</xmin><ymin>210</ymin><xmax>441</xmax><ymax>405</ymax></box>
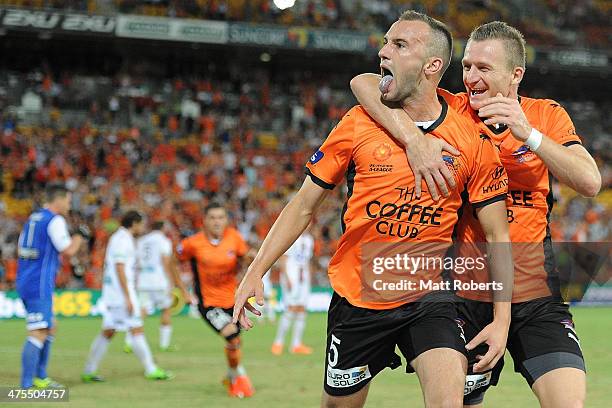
<box><xmin>326</xmin><ymin>365</ymin><xmax>372</xmax><ymax>388</ymax></box>
<box><xmin>442</xmin><ymin>155</ymin><xmax>460</xmax><ymax>171</ymax></box>
<box><xmin>309</xmin><ymin>150</ymin><xmax>324</xmax><ymax>164</ymax></box>
<box><xmin>491</xmin><ymin>165</ymin><xmax>505</xmax><ymax>180</ymax></box>
<box><xmin>512</xmin><ymin>145</ymin><xmax>536</xmax><ymax>163</ymax></box>
<box><xmin>464</xmin><ymin>372</ymin><xmax>492</xmax><ymax>395</ymax></box>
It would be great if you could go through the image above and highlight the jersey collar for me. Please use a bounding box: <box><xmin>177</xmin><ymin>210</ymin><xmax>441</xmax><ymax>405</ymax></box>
<box><xmin>416</xmin><ymin>96</ymin><xmax>448</xmax><ymax>134</ymax></box>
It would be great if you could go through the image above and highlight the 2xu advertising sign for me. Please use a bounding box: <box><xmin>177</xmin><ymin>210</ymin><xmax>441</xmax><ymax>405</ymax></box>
<box><xmin>0</xmin><ymin>8</ymin><xmax>115</xmax><ymax>35</ymax></box>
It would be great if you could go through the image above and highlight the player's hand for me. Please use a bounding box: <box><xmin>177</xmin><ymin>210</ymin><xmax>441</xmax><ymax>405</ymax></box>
<box><xmin>474</xmin><ymin>92</ymin><xmax>532</xmax><ymax>142</ymax></box>
<box><xmin>76</xmin><ymin>224</ymin><xmax>92</xmax><ymax>240</ymax></box>
<box><xmin>402</xmin><ymin>133</ymin><xmax>460</xmax><ymax>201</ymax></box>
<box><xmin>126</xmin><ymin>300</ymin><xmax>134</xmax><ymax>316</ymax></box>
<box><xmin>232</xmin><ymin>270</ymin><xmax>264</xmax><ymax>330</ymax></box>
<box><xmin>466</xmin><ymin>318</ymin><xmax>509</xmax><ymax>373</ymax></box>
<box><xmin>183</xmin><ymin>289</ymin><xmax>197</xmax><ymax>305</ymax></box>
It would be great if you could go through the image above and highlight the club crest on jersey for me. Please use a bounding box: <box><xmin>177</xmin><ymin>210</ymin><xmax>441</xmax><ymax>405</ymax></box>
<box><xmin>373</xmin><ymin>143</ymin><xmax>393</xmax><ymax>162</ymax></box>
<box><xmin>512</xmin><ymin>145</ymin><xmax>537</xmax><ymax>163</ymax></box>
<box><xmin>227</xmin><ymin>250</ymin><xmax>235</xmax><ymax>258</ymax></box>
<box><xmin>309</xmin><ymin>150</ymin><xmax>324</xmax><ymax>164</ymax></box>
<box><xmin>442</xmin><ymin>155</ymin><xmax>460</xmax><ymax>171</ymax></box>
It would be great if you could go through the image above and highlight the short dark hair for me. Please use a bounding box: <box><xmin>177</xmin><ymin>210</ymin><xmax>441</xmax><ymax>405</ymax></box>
<box><xmin>45</xmin><ymin>184</ymin><xmax>69</xmax><ymax>203</ymax></box>
<box><xmin>151</xmin><ymin>220</ymin><xmax>165</xmax><ymax>231</ymax></box>
<box><xmin>398</xmin><ymin>10</ymin><xmax>453</xmax><ymax>75</ymax></box>
<box><xmin>121</xmin><ymin>210</ymin><xmax>143</xmax><ymax>228</ymax></box>
<box><xmin>468</xmin><ymin>21</ymin><xmax>526</xmax><ymax>69</ymax></box>
<box><xmin>204</xmin><ymin>202</ymin><xmax>225</xmax><ymax>215</ymax></box>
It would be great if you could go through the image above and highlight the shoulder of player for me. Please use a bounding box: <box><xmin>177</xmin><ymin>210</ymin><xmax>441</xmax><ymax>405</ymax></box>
<box><xmin>439</xmin><ymin>104</ymin><xmax>482</xmax><ymax>139</ymax></box>
<box><xmin>181</xmin><ymin>231</ymin><xmax>204</xmax><ymax>246</ymax></box>
<box><xmin>520</xmin><ymin>95</ymin><xmax>565</xmax><ymax>114</ymax></box>
<box><xmin>438</xmin><ymin>88</ymin><xmax>469</xmax><ymax>112</ymax></box>
<box><xmin>521</xmin><ymin>96</ymin><xmax>572</xmax><ymax>129</ymax></box>
<box><xmin>350</xmin><ymin>105</ymin><xmax>388</xmax><ymax>131</ymax></box>
<box><xmin>225</xmin><ymin>227</ymin><xmax>245</xmax><ymax>241</ymax></box>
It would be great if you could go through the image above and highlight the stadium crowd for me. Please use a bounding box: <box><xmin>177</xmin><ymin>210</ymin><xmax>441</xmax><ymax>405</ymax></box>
<box><xmin>0</xmin><ymin>63</ymin><xmax>609</xmax><ymax>291</ymax></box>
<box><xmin>0</xmin><ymin>0</ymin><xmax>609</xmax><ymax>49</ymax></box>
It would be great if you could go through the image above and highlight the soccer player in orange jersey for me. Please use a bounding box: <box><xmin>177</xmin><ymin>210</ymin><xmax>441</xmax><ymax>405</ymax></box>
<box><xmin>350</xmin><ymin>21</ymin><xmax>601</xmax><ymax>408</ymax></box>
<box><xmin>234</xmin><ymin>11</ymin><xmax>514</xmax><ymax>408</ymax></box>
<box><xmin>177</xmin><ymin>202</ymin><xmax>254</xmax><ymax>398</ymax></box>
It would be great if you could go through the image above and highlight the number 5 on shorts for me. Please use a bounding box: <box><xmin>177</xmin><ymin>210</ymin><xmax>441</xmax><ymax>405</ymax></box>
<box><xmin>328</xmin><ymin>334</ymin><xmax>341</xmax><ymax>367</ymax></box>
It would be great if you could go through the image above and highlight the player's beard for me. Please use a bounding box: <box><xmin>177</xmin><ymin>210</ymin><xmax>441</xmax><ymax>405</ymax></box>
<box><xmin>395</xmin><ymin>70</ymin><xmax>423</xmax><ymax>105</ymax></box>
<box><xmin>384</xmin><ymin>67</ymin><xmax>422</xmax><ymax>104</ymax></box>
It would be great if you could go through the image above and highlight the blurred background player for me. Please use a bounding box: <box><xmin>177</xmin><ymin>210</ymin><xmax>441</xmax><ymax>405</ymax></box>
<box><xmin>271</xmin><ymin>226</ymin><xmax>315</xmax><ymax>355</ymax></box>
<box><xmin>177</xmin><ymin>202</ymin><xmax>254</xmax><ymax>398</ymax></box>
<box><xmin>125</xmin><ymin>220</ymin><xmax>193</xmax><ymax>353</ymax></box>
<box><xmin>16</xmin><ymin>184</ymin><xmax>86</xmax><ymax>388</ymax></box>
<box><xmin>259</xmin><ymin>269</ymin><xmax>277</xmax><ymax>323</ymax></box>
<box><xmin>82</xmin><ymin>211</ymin><xmax>172</xmax><ymax>382</ymax></box>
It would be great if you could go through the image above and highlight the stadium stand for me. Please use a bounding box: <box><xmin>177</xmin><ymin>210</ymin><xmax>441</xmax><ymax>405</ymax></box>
<box><xmin>0</xmin><ymin>1</ymin><xmax>609</xmax><ymax>293</ymax></box>
<box><xmin>1</xmin><ymin>0</ymin><xmax>609</xmax><ymax>48</ymax></box>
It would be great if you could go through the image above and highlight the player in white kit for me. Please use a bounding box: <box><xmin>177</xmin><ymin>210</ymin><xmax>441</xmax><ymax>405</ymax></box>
<box><xmin>271</xmin><ymin>227</ymin><xmax>315</xmax><ymax>355</ymax></box>
<box><xmin>82</xmin><ymin>211</ymin><xmax>172</xmax><ymax>382</ymax></box>
<box><xmin>125</xmin><ymin>220</ymin><xmax>191</xmax><ymax>352</ymax></box>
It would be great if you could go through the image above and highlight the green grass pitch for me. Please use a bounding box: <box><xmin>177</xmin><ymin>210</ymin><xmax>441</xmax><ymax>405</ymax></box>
<box><xmin>1</xmin><ymin>308</ymin><xmax>610</xmax><ymax>407</ymax></box>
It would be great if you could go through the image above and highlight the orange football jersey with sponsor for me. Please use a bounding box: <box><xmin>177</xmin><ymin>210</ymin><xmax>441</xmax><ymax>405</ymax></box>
<box><xmin>439</xmin><ymin>89</ymin><xmax>582</xmax><ymax>302</ymax></box>
<box><xmin>306</xmin><ymin>100</ymin><xmax>507</xmax><ymax>309</ymax></box>
<box><xmin>177</xmin><ymin>227</ymin><xmax>248</xmax><ymax>308</ymax></box>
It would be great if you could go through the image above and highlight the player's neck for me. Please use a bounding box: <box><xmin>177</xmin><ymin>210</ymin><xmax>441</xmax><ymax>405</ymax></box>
<box><xmin>206</xmin><ymin>231</ymin><xmax>223</xmax><ymax>244</ymax></box>
<box><xmin>44</xmin><ymin>204</ymin><xmax>59</xmax><ymax>215</ymax></box>
<box><xmin>400</xmin><ymin>87</ymin><xmax>442</xmax><ymax>122</ymax></box>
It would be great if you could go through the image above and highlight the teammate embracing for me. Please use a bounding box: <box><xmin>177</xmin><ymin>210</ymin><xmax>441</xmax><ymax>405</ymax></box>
<box><xmin>234</xmin><ymin>11</ymin><xmax>514</xmax><ymax>408</ymax></box>
<box><xmin>351</xmin><ymin>20</ymin><xmax>600</xmax><ymax>408</ymax></box>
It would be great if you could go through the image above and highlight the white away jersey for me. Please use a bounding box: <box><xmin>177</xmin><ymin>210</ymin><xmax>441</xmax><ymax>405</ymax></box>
<box><xmin>102</xmin><ymin>227</ymin><xmax>138</xmax><ymax>306</ymax></box>
<box><xmin>285</xmin><ymin>233</ymin><xmax>314</xmax><ymax>268</ymax></box>
<box><xmin>136</xmin><ymin>230</ymin><xmax>173</xmax><ymax>291</ymax></box>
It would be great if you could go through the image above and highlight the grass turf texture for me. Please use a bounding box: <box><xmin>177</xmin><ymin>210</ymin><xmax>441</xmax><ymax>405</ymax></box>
<box><xmin>1</xmin><ymin>308</ymin><xmax>610</xmax><ymax>407</ymax></box>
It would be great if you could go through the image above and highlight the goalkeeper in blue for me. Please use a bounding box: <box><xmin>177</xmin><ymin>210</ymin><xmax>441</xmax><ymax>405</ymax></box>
<box><xmin>16</xmin><ymin>184</ymin><xmax>87</xmax><ymax>388</ymax></box>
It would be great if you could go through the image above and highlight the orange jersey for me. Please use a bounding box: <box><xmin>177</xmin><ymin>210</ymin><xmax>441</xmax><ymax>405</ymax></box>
<box><xmin>306</xmin><ymin>101</ymin><xmax>507</xmax><ymax>309</ymax></box>
<box><xmin>439</xmin><ymin>89</ymin><xmax>582</xmax><ymax>302</ymax></box>
<box><xmin>177</xmin><ymin>227</ymin><xmax>248</xmax><ymax>308</ymax></box>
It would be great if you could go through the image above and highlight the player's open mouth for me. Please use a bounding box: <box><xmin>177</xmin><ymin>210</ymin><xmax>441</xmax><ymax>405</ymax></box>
<box><xmin>379</xmin><ymin>67</ymin><xmax>394</xmax><ymax>94</ymax></box>
<box><xmin>381</xmin><ymin>67</ymin><xmax>393</xmax><ymax>78</ymax></box>
<box><xmin>470</xmin><ymin>89</ymin><xmax>486</xmax><ymax>96</ymax></box>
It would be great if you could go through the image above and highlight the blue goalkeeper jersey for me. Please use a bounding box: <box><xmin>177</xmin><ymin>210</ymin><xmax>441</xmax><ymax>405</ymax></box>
<box><xmin>16</xmin><ymin>208</ymin><xmax>64</xmax><ymax>300</ymax></box>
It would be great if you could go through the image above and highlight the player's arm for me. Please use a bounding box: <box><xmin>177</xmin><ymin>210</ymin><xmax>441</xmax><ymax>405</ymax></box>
<box><xmin>47</xmin><ymin>216</ymin><xmax>84</xmax><ymax>257</ymax></box>
<box><xmin>233</xmin><ymin>177</ymin><xmax>330</xmax><ymax>329</ymax></box>
<box><xmin>350</xmin><ymin>73</ymin><xmax>459</xmax><ymax>199</ymax></box>
<box><xmin>60</xmin><ymin>235</ymin><xmax>83</xmax><ymax>257</ymax></box>
<box><xmin>525</xmin><ymin>142</ymin><xmax>600</xmax><ymax>197</ymax></box>
<box><xmin>115</xmin><ymin>262</ymin><xmax>133</xmax><ymax>314</ymax></box>
<box><xmin>475</xmin><ymin>93</ymin><xmax>601</xmax><ymax>197</ymax></box>
<box><xmin>163</xmin><ymin>254</ymin><xmax>192</xmax><ymax>303</ymax></box>
<box><xmin>467</xmin><ymin>200</ymin><xmax>513</xmax><ymax>372</ymax></box>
